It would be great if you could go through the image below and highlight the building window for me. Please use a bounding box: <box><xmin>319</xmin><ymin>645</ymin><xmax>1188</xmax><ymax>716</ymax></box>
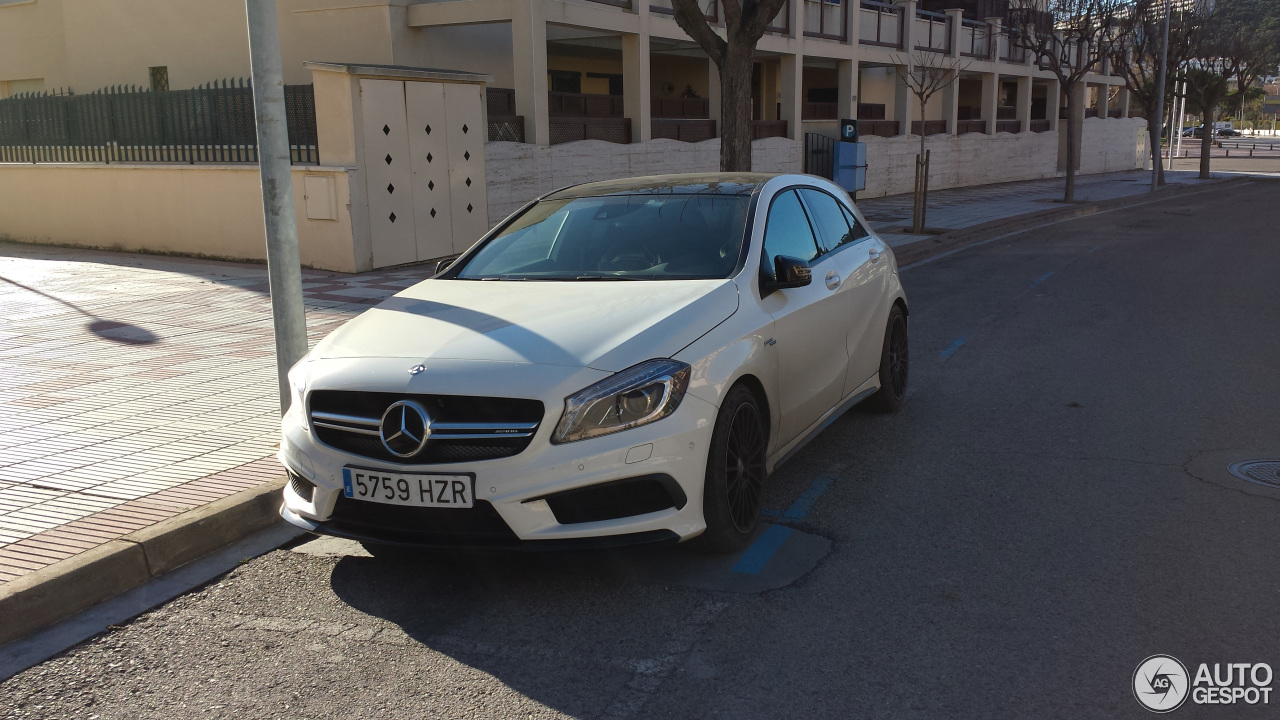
<box><xmin>549</xmin><ymin>70</ymin><xmax>581</xmax><ymax>94</ymax></box>
<box><xmin>149</xmin><ymin>66</ymin><xmax>169</xmax><ymax>93</ymax></box>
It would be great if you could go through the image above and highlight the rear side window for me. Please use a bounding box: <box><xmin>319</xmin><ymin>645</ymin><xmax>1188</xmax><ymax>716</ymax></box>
<box><xmin>798</xmin><ymin>189</ymin><xmax>854</xmax><ymax>253</ymax></box>
<box><xmin>839</xmin><ymin>203</ymin><xmax>870</xmax><ymax>244</ymax></box>
<box><xmin>762</xmin><ymin>190</ymin><xmax>819</xmax><ymax>268</ymax></box>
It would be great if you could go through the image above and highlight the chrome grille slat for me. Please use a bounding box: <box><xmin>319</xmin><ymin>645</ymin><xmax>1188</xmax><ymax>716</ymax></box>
<box><xmin>428</xmin><ymin>432</ymin><xmax>534</xmax><ymax>440</ymax></box>
<box><xmin>313</xmin><ymin>420</ymin><xmax>382</xmax><ymax>436</ymax></box>
<box><xmin>311</xmin><ymin>411</ymin><xmax>381</xmax><ymax>427</ymax></box>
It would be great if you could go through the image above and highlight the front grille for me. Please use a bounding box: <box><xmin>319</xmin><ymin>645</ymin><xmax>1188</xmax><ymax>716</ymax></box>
<box><xmin>308</xmin><ymin>390</ymin><xmax>544</xmax><ymax>465</ymax></box>
<box><xmin>324</xmin><ymin>496</ymin><xmax>519</xmax><ymax>546</ymax></box>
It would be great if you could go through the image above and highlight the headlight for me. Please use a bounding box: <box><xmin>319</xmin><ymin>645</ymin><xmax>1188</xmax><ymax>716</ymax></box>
<box><xmin>552</xmin><ymin>359</ymin><xmax>691</xmax><ymax>444</ymax></box>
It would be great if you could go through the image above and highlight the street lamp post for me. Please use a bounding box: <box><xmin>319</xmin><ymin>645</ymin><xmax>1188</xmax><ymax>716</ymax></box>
<box><xmin>246</xmin><ymin>0</ymin><xmax>308</xmax><ymax>414</ymax></box>
<box><xmin>1151</xmin><ymin>0</ymin><xmax>1172</xmax><ymax>190</ymax></box>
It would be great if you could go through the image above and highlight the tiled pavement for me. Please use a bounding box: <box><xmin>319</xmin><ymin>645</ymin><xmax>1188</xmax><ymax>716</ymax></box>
<box><xmin>0</xmin><ymin>168</ymin><xmax>1224</xmax><ymax>587</ymax></box>
<box><xmin>0</xmin><ymin>251</ymin><xmax>439</xmax><ymax>584</ymax></box>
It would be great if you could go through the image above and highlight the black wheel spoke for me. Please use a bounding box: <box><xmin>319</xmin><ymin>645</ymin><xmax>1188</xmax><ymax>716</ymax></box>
<box><xmin>722</xmin><ymin>402</ymin><xmax>766</xmax><ymax>533</ymax></box>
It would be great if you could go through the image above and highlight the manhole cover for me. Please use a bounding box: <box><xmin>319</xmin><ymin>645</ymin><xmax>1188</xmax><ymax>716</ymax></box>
<box><xmin>1227</xmin><ymin>460</ymin><xmax>1280</xmax><ymax>489</ymax></box>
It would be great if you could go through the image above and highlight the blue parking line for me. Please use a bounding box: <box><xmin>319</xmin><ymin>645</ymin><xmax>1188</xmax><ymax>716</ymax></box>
<box><xmin>731</xmin><ymin>524</ymin><xmax>793</xmax><ymax>574</ymax></box>
<box><xmin>939</xmin><ymin>337</ymin><xmax>966</xmax><ymax>360</ymax></box>
<box><xmin>761</xmin><ymin>509</ymin><xmax>781</xmax><ymax>517</ymax></box>
<box><xmin>1030</xmin><ymin>271</ymin><xmax>1054</xmax><ymax>289</ymax></box>
<box><xmin>783</xmin><ymin>475</ymin><xmax>834</xmax><ymax>520</ymax></box>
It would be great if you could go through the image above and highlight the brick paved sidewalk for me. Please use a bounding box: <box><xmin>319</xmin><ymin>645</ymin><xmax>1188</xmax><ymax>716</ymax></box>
<box><xmin>0</xmin><ymin>250</ymin><xmax>436</xmax><ymax>584</ymax></box>
<box><xmin>0</xmin><ymin>168</ymin><xmax>1225</xmax><ymax>587</ymax></box>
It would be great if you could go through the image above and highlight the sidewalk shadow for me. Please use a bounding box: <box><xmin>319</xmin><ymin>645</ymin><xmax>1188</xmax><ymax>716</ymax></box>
<box><xmin>1</xmin><ymin>275</ymin><xmax>159</xmax><ymax>346</ymax></box>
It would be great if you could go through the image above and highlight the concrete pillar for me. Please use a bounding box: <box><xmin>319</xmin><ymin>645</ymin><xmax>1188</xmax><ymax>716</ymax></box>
<box><xmin>895</xmin><ymin>62</ymin><xmax>914</xmax><ymax>136</ymax></box>
<box><xmin>511</xmin><ymin>5</ymin><xmax>549</xmax><ymax>146</ymax></box>
<box><xmin>1117</xmin><ymin>84</ymin><xmax>1130</xmax><ymax>118</ymax></box>
<box><xmin>985</xmin><ymin>17</ymin><xmax>1002</xmax><ymax>61</ymax></box>
<box><xmin>707</xmin><ymin>58</ymin><xmax>721</xmax><ymax>135</ymax></box>
<box><xmin>837</xmin><ymin>59</ymin><xmax>859</xmax><ymax>123</ymax></box>
<box><xmin>848</xmin><ymin>0</ymin><xmax>862</xmax><ymax>45</ymax></box>
<box><xmin>788</xmin><ymin>0</ymin><xmax>803</xmax><ymax>39</ymax></box>
<box><xmin>780</xmin><ymin>54</ymin><xmax>803</xmax><ymax>140</ymax></box>
<box><xmin>980</xmin><ymin>71</ymin><xmax>998</xmax><ymax>134</ymax></box>
<box><xmin>622</xmin><ymin>34</ymin><xmax>651</xmax><ymax>142</ymax></box>
<box><xmin>900</xmin><ymin>0</ymin><xmax>916</xmax><ymax>52</ymax></box>
<box><xmin>945</xmin><ymin>8</ymin><xmax>963</xmax><ymax>59</ymax></box>
<box><xmin>942</xmin><ymin>70</ymin><xmax>959</xmax><ymax>134</ymax></box>
<box><xmin>1046</xmin><ymin>78</ymin><xmax>1061</xmax><ymax>132</ymax></box>
<box><xmin>1016</xmin><ymin>74</ymin><xmax>1032</xmax><ymax>133</ymax></box>
<box><xmin>1096</xmin><ymin>83</ymin><xmax>1110</xmax><ymax>119</ymax></box>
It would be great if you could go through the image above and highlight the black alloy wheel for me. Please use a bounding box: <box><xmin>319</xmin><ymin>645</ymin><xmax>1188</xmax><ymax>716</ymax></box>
<box><xmin>867</xmin><ymin>304</ymin><xmax>909</xmax><ymax>413</ymax></box>
<box><xmin>698</xmin><ymin>384</ymin><xmax>768</xmax><ymax>552</ymax></box>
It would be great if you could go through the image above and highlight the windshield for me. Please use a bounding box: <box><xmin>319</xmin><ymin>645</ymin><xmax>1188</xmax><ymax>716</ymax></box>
<box><xmin>454</xmin><ymin>193</ymin><xmax>750</xmax><ymax>280</ymax></box>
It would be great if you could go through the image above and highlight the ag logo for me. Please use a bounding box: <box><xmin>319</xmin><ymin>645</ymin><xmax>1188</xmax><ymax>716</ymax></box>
<box><xmin>1134</xmin><ymin>655</ymin><xmax>1190</xmax><ymax>713</ymax></box>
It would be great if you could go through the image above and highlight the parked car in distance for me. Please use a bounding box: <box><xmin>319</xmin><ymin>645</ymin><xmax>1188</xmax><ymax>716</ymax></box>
<box><xmin>1215</xmin><ymin>128</ymin><xmax>1241</xmax><ymax>137</ymax></box>
<box><xmin>278</xmin><ymin>173</ymin><xmax>909</xmax><ymax>553</ymax></box>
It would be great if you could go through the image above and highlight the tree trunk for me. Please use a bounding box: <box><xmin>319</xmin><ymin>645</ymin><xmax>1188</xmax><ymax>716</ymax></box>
<box><xmin>1146</xmin><ymin>112</ymin><xmax>1166</xmax><ymax>186</ymax></box>
<box><xmin>1199</xmin><ymin>124</ymin><xmax>1212</xmax><ymax>179</ymax></box>
<box><xmin>1063</xmin><ymin>90</ymin><xmax>1077</xmax><ymax>203</ymax></box>
<box><xmin>718</xmin><ymin>46</ymin><xmax>755</xmax><ymax>172</ymax></box>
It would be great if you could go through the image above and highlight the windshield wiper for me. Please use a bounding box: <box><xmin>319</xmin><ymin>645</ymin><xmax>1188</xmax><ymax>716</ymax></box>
<box><xmin>572</xmin><ymin>274</ymin><xmax>642</xmax><ymax>281</ymax></box>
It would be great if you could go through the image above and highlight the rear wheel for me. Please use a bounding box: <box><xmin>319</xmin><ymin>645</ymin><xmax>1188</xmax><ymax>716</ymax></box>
<box><xmin>866</xmin><ymin>304</ymin><xmax>909</xmax><ymax>413</ymax></box>
<box><xmin>697</xmin><ymin>385</ymin><xmax>768</xmax><ymax>553</ymax></box>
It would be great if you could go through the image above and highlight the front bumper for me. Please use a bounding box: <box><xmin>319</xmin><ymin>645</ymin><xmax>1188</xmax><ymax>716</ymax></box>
<box><xmin>278</xmin><ymin>391</ymin><xmax>719</xmax><ymax>547</ymax></box>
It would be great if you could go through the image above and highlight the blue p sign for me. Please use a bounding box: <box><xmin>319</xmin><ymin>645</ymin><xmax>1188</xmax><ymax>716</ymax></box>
<box><xmin>840</xmin><ymin>119</ymin><xmax>858</xmax><ymax>141</ymax></box>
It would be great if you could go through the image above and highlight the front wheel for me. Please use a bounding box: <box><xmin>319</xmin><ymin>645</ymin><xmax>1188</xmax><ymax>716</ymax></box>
<box><xmin>696</xmin><ymin>385</ymin><xmax>768</xmax><ymax>553</ymax></box>
<box><xmin>865</xmin><ymin>304</ymin><xmax>909</xmax><ymax>413</ymax></box>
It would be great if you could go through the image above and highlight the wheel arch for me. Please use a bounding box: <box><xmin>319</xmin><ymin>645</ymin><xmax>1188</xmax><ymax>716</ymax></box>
<box><xmin>726</xmin><ymin>373</ymin><xmax>772</xmax><ymax>446</ymax></box>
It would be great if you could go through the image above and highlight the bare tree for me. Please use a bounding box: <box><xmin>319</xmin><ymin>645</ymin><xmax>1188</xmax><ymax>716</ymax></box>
<box><xmin>670</xmin><ymin>0</ymin><xmax>790</xmax><ymax>171</ymax></box>
<box><xmin>1112</xmin><ymin>0</ymin><xmax>1210</xmax><ymax>186</ymax></box>
<box><xmin>1005</xmin><ymin>0</ymin><xmax>1148</xmax><ymax>201</ymax></box>
<box><xmin>1182</xmin><ymin>63</ymin><xmax>1234</xmax><ymax>178</ymax></box>
<box><xmin>891</xmin><ymin>52</ymin><xmax>969</xmax><ymax>233</ymax></box>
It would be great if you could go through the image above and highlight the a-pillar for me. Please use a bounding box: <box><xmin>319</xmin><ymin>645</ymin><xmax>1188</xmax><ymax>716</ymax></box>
<box><xmin>980</xmin><ymin>71</ymin><xmax>998</xmax><ymax>134</ymax></box>
<box><xmin>1015</xmin><ymin>74</ymin><xmax>1032</xmax><ymax>133</ymax></box>
<box><xmin>622</xmin><ymin>34</ymin><xmax>651</xmax><ymax>142</ymax></box>
<box><xmin>780</xmin><ymin>54</ymin><xmax>803</xmax><ymax>140</ymax></box>
<box><xmin>837</xmin><ymin>58</ymin><xmax>860</xmax><ymax>125</ymax></box>
<box><xmin>512</xmin><ymin>3</ymin><xmax>550</xmax><ymax>146</ymax></box>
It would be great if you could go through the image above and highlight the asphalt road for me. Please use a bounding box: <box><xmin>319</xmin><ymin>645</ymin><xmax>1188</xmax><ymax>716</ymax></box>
<box><xmin>4</xmin><ymin>180</ymin><xmax>1280</xmax><ymax>719</ymax></box>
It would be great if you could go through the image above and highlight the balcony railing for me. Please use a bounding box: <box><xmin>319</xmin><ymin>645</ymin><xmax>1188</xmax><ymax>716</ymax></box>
<box><xmin>860</xmin><ymin>120</ymin><xmax>899</xmax><ymax>136</ymax></box>
<box><xmin>956</xmin><ymin>119</ymin><xmax>986</xmax><ymax>134</ymax></box>
<box><xmin>766</xmin><ymin>0</ymin><xmax>790</xmax><ymax>34</ymax></box>
<box><xmin>549</xmin><ymin>117</ymin><xmax>631</xmax><ymax>144</ymax></box>
<box><xmin>1030</xmin><ymin>119</ymin><xmax>1051</xmax><ymax>132</ymax></box>
<box><xmin>752</xmin><ymin>120</ymin><xmax>788</xmax><ymax>139</ymax></box>
<box><xmin>549</xmin><ymin>91</ymin><xmax>623</xmax><ymax>118</ymax></box>
<box><xmin>914</xmin><ymin>9</ymin><xmax>951</xmax><ymax>54</ymax></box>
<box><xmin>959</xmin><ymin>19</ymin><xmax>991</xmax><ymax>59</ymax></box>
<box><xmin>996</xmin><ymin>119</ymin><xmax>1021</xmax><ymax>133</ymax></box>
<box><xmin>804</xmin><ymin>0</ymin><xmax>848</xmax><ymax>42</ymax></box>
<box><xmin>582</xmin><ymin>0</ymin><xmax>632</xmax><ymax>8</ymax></box>
<box><xmin>859</xmin><ymin>1</ymin><xmax>902</xmax><ymax>48</ymax></box>
<box><xmin>910</xmin><ymin>120</ymin><xmax>947</xmax><ymax>135</ymax></box>
<box><xmin>652</xmin><ymin>97</ymin><xmax>710</xmax><ymax>119</ymax></box>
<box><xmin>652</xmin><ymin>118</ymin><xmax>716</xmax><ymax>142</ymax></box>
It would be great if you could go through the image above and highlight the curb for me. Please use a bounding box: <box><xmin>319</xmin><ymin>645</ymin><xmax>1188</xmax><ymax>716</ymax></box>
<box><xmin>0</xmin><ymin>479</ymin><xmax>289</xmax><ymax>647</ymax></box>
<box><xmin>891</xmin><ymin>177</ymin><xmax>1245</xmax><ymax>268</ymax></box>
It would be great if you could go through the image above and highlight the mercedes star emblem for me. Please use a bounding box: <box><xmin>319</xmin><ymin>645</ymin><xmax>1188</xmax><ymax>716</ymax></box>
<box><xmin>379</xmin><ymin>400</ymin><xmax>432</xmax><ymax>457</ymax></box>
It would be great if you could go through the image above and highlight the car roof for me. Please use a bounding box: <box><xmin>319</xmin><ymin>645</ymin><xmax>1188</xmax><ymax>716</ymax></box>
<box><xmin>544</xmin><ymin>173</ymin><xmax>785</xmax><ymax>199</ymax></box>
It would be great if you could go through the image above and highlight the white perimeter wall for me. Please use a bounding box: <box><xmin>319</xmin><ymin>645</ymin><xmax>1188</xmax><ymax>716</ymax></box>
<box><xmin>485</xmin><ymin>137</ymin><xmax>801</xmax><ymax>226</ymax></box>
<box><xmin>859</xmin><ymin>131</ymin><xmax>1060</xmax><ymax>198</ymax></box>
<box><xmin>1078</xmin><ymin>117</ymin><xmax>1148</xmax><ymax>175</ymax></box>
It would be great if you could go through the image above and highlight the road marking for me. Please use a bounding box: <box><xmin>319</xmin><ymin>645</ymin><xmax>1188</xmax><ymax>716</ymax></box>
<box><xmin>731</xmin><ymin>524</ymin><xmax>793</xmax><ymax>574</ymax></box>
<box><xmin>939</xmin><ymin>336</ymin><xmax>967</xmax><ymax>359</ymax></box>
<box><xmin>1030</xmin><ymin>271</ymin><xmax>1054</xmax><ymax>288</ymax></box>
<box><xmin>783</xmin><ymin>474</ymin><xmax>834</xmax><ymax>520</ymax></box>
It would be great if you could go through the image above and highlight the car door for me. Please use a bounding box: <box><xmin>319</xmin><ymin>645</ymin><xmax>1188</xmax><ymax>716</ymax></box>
<box><xmin>757</xmin><ymin>189</ymin><xmax>850</xmax><ymax>446</ymax></box>
<box><xmin>837</xmin><ymin>200</ymin><xmax>892</xmax><ymax>393</ymax></box>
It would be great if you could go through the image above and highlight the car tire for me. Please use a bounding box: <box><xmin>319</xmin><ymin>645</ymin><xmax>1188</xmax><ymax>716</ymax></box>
<box><xmin>865</xmin><ymin>304</ymin><xmax>909</xmax><ymax>414</ymax></box>
<box><xmin>696</xmin><ymin>384</ymin><xmax>768</xmax><ymax>553</ymax></box>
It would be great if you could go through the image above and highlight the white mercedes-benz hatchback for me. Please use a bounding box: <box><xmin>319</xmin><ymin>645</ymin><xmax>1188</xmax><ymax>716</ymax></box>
<box><xmin>279</xmin><ymin>173</ymin><xmax>908</xmax><ymax>552</ymax></box>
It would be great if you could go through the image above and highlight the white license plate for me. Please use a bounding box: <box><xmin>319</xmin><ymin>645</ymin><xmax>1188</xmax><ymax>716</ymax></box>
<box><xmin>342</xmin><ymin>467</ymin><xmax>473</xmax><ymax>508</ymax></box>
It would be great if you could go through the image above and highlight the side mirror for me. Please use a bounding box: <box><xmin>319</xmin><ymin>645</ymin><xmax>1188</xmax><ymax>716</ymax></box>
<box><xmin>434</xmin><ymin>257</ymin><xmax>457</xmax><ymax>276</ymax></box>
<box><xmin>761</xmin><ymin>255</ymin><xmax>812</xmax><ymax>296</ymax></box>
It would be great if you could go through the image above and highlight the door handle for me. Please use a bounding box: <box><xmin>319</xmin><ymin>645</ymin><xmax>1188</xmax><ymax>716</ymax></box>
<box><xmin>868</xmin><ymin>248</ymin><xmax>882</xmax><ymax>263</ymax></box>
<box><xmin>825</xmin><ymin>270</ymin><xmax>841</xmax><ymax>290</ymax></box>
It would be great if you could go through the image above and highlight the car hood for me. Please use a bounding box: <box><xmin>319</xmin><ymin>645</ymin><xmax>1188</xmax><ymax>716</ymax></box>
<box><xmin>313</xmin><ymin>278</ymin><xmax>739</xmax><ymax>372</ymax></box>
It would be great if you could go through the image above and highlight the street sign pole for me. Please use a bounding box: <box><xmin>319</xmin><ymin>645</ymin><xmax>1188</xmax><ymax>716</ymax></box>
<box><xmin>246</xmin><ymin>0</ymin><xmax>308</xmax><ymax>414</ymax></box>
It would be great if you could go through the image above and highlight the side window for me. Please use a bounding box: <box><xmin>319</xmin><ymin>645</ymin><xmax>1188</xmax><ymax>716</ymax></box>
<box><xmin>798</xmin><ymin>188</ymin><xmax>853</xmax><ymax>253</ymax></box>
<box><xmin>839</xmin><ymin>203</ymin><xmax>871</xmax><ymax>244</ymax></box>
<box><xmin>762</xmin><ymin>190</ymin><xmax>820</xmax><ymax>270</ymax></box>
